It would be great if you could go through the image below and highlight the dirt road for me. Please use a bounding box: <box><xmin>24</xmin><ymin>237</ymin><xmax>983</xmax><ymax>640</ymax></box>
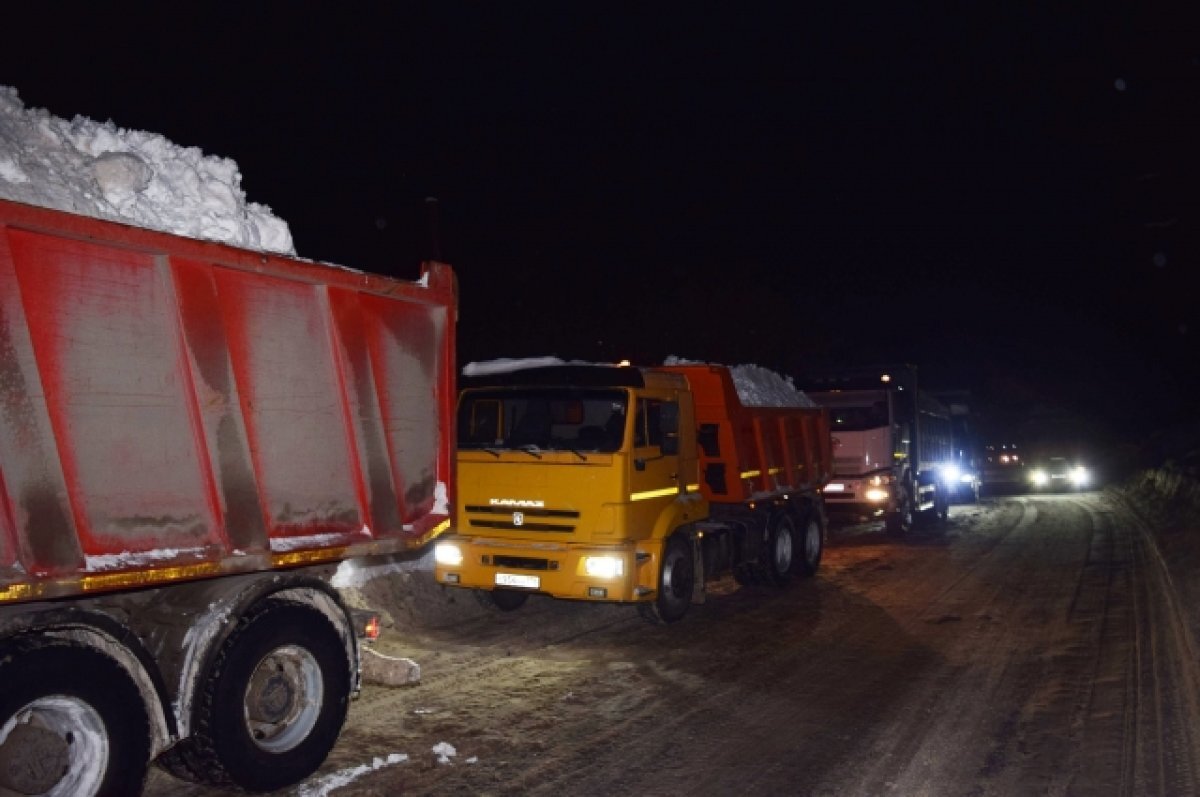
<box><xmin>145</xmin><ymin>492</ymin><xmax>1200</xmax><ymax>796</ymax></box>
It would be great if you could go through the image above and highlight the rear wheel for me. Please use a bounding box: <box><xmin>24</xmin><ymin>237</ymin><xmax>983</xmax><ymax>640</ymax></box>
<box><xmin>474</xmin><ymin>589</ymin><xmax>530</xmax><ymax>612</ymax></box>
<box><xmin>797</xmin><ymin>511</ymin><xmax>824</xmax><ymax>577</ymax></box>
<box><xmin>639</xmin><ymin>535</ymin><xmax>694</xmax><ymax>624</ymax></box>
<box><xmin>160</xmin><ymin>598</ymin><xmax>351</xmax><ymax>792</ymax></box>
<box><xmin>0</xmin><ymin>638</ymin><xmax>150</xmax><ymax>797</ymax></box>
<box><xmin>762</xmin><ymin>514</ymin><xmax>797</xmax><ymax>588</ymax></box>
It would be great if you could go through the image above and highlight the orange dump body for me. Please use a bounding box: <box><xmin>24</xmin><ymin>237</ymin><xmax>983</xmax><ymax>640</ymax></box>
<box><xmin>0</xmin><ymin>199</ymin><xmax>456</xmax><ymax>604</ymax></box>
<box><xmin>654</xmin><ymin>365</ymin><xmax>832</xmax><ymax>504</ymax></box>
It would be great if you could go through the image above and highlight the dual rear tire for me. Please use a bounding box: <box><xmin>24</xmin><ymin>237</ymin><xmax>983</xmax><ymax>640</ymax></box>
<box><xmin>762</xmin><ymin>510</ymin><xmax>824</xmax><ymax>586</ymax></box>
<box><xmin>159</xmin><ymin>598</ymin><xmax>352</xmax><ymax>792</ymax></box>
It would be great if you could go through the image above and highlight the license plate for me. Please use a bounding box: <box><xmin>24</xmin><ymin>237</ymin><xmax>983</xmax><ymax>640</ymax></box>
<box><xmin>495</xmin><ymin>573</ymin><xmax>539</xmax><ymax>589</ymax></box>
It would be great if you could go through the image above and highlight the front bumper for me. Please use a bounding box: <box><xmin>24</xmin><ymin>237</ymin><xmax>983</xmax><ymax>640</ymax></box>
<box><xmin>433</xmin><ymin>535</ymin><xmax>658</xmax><ymax>602</ymax></box>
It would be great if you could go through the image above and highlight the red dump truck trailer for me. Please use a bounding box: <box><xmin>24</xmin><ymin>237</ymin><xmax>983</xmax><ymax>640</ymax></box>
<box><xmin>435</xmin><ymin>362</ymin><xmax>832</xmax><ymax>623</ymax></box>
<box><xmin>0</xmin><ymin>199</ymin><xmax>456</xmax><ymax>795</ymax></box>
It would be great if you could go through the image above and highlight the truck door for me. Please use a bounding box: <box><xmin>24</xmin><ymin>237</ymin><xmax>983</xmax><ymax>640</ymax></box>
<box><xmin>628</xmin><ymin>395</ymin><xmax>682</xmax><ymax>534</ymax></box>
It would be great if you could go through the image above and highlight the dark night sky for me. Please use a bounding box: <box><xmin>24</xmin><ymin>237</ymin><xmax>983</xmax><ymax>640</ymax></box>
<box><xmin>4</xmin><ymin>4</ymin><xmax>1198</xmax><ymax>441</ymax></box>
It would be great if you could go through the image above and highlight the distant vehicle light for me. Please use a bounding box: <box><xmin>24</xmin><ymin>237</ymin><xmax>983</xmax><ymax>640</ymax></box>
<box><xmin>1070</xmin><ymin>467</ymin><xmax>1089</xmax><ymax>487</ymax></box>
<box><xmin>865</xmin><ymin>488</ymin><xmax>889</xmax><ymax>502</ymax></box>
<box><xmin>434</xmin><ymin>542</ymin><xmax>463</xmax><ymax>567</ymax></box>
<box><xmin>1000</xmin><ymin>455</ymin><xmax>1011</xmax><ymax>464</ymax></box>
<box><xmin>1029</xmin><ymin>469</ymin><xmax>1049</xmax><ymax>486</ymax></box>
<box><xmin>583</xmin><ymin>555</ymin><xmax>624</xmax><ymax>578</ymax></box>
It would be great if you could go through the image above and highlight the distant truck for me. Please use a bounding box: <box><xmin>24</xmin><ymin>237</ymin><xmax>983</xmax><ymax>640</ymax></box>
<box><xmin>803</xmin><ymin>365</ymin><xmax>954</xmax><ymax>534</ymax></box>
<box><xmin>0</xmin><ymin>199</ymin><xmax>457</xmax><ymax>795</ymax></box>
<box><xmin>434</xmin><ymin>363</ymin><xmax>832</xmax><ymax>623</ymax></box>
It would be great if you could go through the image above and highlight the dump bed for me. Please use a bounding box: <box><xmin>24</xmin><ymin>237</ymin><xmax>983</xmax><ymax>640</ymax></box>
<box><xmin>655</xmin><ymin>364</ymin><xmax>831</xmax><ymax>503</ymax></box>
<box><xmin>0</xmin><ymin>199</ymin><xmax>456</xmax><ymax>604</ymax></box>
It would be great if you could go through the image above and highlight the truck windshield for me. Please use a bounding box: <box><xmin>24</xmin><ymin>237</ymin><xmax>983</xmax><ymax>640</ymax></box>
<box><xmin>828</xmin><ymin>402</ymin><xmax>889</xmax><ymax>432</ymax></box>
<box><xmin>458</xmin><ymin>389</ymin><xmax>629</xmax><ymax>453</ymax></box>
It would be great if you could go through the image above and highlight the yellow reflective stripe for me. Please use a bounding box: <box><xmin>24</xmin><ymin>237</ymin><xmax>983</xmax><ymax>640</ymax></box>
<box><xmin>271</xmin><ymin>547</ymin><xmax>351</xmax><ymax>568</ymax></box>
<box><xmin>80</xmin><ymin>562</ymin><xmax>224</xmax><ymax>592</ymax></box>
<box><xmin>741</xmin><ymin>469</ymin><xmax>761</xmax><ymax>479</ymax></box>
<box><xmin>630</xmin><ymin>486</ymin><xmax>680</xmax><ymax>501</ymax></box>
<box><xmin>0</xmin><ymin>582</ymin><xmax>46</xmax><ymax>603</ymax></box>
<box><xmin>768</xmin><ymin>467</ymin><xmax>783</xmax><ymax>475</ymax></box>
<box><xmin>685</xmin><ymin>483</ymin><xmax>700</xmax><ymax>493</ymax></box>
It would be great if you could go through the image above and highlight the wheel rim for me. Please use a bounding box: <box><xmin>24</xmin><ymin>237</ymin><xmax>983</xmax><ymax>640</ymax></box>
<box><xmin>243</xmin><ymin>644</ymin><xmax>324</xmax><ymax>753</ymax></box>
<box><xmin>0</xmin><ymin>696</ymin><xmax>108</xmax><ymax>796</ymax></box>
<box><xmin>805</xmin><ymin>519</ymin><xmax>821</xmax><ymax>564</ymax></box>
<box><xmin>774</xmin><ymin>522</ymin><xmax>794</xmax><ymax>572</ymax></box>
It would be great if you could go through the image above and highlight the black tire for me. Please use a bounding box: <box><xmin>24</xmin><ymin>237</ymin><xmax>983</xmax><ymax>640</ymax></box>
<box><xmin>935</xmin><ymin>492</ymin><xmax>950</xmax><ymax>523</ymax></box>
<box><xmin>762</xmin><ymin>513</ymin><xmax>797</xmax><ymax>588</ymax></box>
<box><xmin>885</xmin><ymin>501</ymin><xmax>912</xmax><ymax>536</ymax></box>
<box><xmin>0</xmin><ymin>637</ymin><xmax>151</xmax><ymax>797</ymax></box>
<box><xmin>161</xmin><ymin>598</ymin><xmax>351</xmax><ymax>792</ymax></box>
<box><xmin>797</xmin><ymin>510</ymin><xmax>825</xmax><ymax>577</ymax></box>
<box><xmin>885</xmin><ymin>476</ymin><xmax>913</xmax><ymax>536</ymax></box>
<box><xmin>639</xmin><ymin>535</ymin><xmax>694</xmax><ymax>624</ymax></box>
<box><xmin>473</xmin><ymin>588</ymin><xmax>530</xmax><ymax>611</ymax></box>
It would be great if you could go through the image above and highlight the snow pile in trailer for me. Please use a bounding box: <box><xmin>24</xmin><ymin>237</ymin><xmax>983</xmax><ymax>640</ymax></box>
<box><xmin>0</xmin><ymin>86</ymin><xmax>294</xmax><ymax>254</ymax></box>
<box><xmin>663</xmin><ymin>356</ymin><xmax>818</xmax><ymax>408</ymax></box>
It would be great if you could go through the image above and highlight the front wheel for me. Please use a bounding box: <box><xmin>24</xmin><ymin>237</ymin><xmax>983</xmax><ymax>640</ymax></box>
<box><xmin>0</xmin><ymin>638</ymin><xmax>151</xmax><ymax>797</ymax></box>
<box><xmin>161</xmin><ymin>598</ymin><xmax>352</xmax><ymax>792</ymax></box>
<box><xmin>639</xmin><ymin>535</ymin><xmax>695</xmax><ymax>624</ymax></box>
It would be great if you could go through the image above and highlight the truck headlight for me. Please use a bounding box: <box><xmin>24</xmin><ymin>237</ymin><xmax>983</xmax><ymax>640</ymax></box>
<box><xmin>1029</xmin><ymin>469</ymin><xmax>1048</xmax><ymax>486</ymax></box>
<box><xmin>865</xmin><ymin>488</ymin><xmax>889</xmax><ymax>502</ymax></box>
<box><xmin>583</xmin><ymin>556</ymin><xmax>624</xmax><ymax>578</ymax></box>
<box><xmin>1070</xmin><ymin>467</ymin><xmax>1089</xmax><ymax>487</ymax></box>
<box><xmin>434</xmin><ymin>542</ymin><xmax>463</xmax><ymax>567</ymax></box>
<box><xmin>940</xmin><ymin>464</ymin><xmax>961</xmax><ymax>484</ymax></box>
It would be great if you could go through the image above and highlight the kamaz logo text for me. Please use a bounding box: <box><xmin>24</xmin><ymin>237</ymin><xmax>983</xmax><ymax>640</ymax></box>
<box><xmin>489</xmin><ymin>498</ymin><xmax>545</xmax><ymax>508</ymax></box>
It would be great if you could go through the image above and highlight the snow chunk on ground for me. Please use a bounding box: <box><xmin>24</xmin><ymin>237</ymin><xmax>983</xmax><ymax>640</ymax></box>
<box><xmin>432</xmin><ymin>741</ymin><xmax>457</xmax><ymax>764</ymax></box>
<box><xmin>0</xmin><ymin>86</ymin><xmax>294</xmax><ymax>254</ymax></box>
<box><xmin>294</xmin><ymin>753</ymin><xmax>409</xmax><ymax>797</ymax></box>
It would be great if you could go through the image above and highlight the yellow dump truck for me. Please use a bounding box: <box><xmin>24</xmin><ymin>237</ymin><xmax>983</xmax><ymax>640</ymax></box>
<box><xmin>434</xmin><ymin>363</ymin><xmax>832</xmax><ymax>622</ymax></box>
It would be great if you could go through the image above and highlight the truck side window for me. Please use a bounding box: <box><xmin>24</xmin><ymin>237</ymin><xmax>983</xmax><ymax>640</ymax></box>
<box><xmin>634</xmin><ymin>399</ymin><xmax>678</xmax><ymax>450</ymax></box>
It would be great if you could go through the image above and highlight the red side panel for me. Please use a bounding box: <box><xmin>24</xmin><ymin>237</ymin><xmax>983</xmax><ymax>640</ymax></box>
<box><xmin>656</xmin><ymin>365</ymin><xmax>832</xmax><ymax>504</ymax></box>
<box><xmin>0</xmin><ymin>199</ymin><xmax>456</xmax><ymax>596</ymax></box>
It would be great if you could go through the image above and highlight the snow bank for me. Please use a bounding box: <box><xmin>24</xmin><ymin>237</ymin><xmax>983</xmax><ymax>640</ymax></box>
<box><xmin>0</xmin><ymin>86</ymin><xmax>293</xmax><ymax>254</ymax></box>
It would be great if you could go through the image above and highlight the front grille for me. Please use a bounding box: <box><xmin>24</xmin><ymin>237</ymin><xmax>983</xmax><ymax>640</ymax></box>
<box><xmin>465</xmin><ymin>505</ymin><xmax>580</xmax><ymax>518</ymax></box>
<box><xmin>470</xmin><ymin>519</ymin><xmax>574</xmax><ymax>532</ymax></box>
<box><xmin>492</xmin><ymin>555</ymin><xmax>554</xmax><ymax>570</ymax></box>
<box><xmin>465</xmin><ymin>504</ymin><xmax>579</xmax><ymax>533</ymax></box>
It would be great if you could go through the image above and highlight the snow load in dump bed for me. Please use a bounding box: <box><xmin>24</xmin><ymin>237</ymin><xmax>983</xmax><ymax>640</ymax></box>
<box><xmin>0</xmin><ymin>86</ymin><xmax>293</xmax><ymax>254</ymax></box>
